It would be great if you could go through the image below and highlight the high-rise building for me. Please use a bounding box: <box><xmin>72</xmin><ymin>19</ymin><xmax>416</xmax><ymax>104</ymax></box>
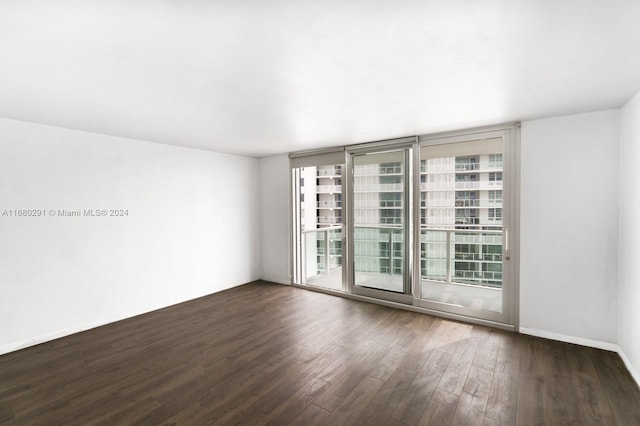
<box><xmin>299</xmin><ymin>165</ymin><xmax>343</xmax><ymax>277</ymax></box>
<box><xmin>421</xmin><ymin>154</ymin><xmax>503</xmax><ymax>287</ymax></box>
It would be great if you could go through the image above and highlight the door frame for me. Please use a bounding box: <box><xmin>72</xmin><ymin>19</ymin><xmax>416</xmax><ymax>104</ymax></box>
<box><xmin>345</xmin><ymin>137</ymin><xmax>416</xmax><ymax>304</ymax></box>
<box><xmin>413</xmin><ymin>124</ymin><xmax>520</xmax><ymax>327</ymax></box>
<box><xmin>289</xmin><ymin>147</ymin><xmax>347</xmax><ymax>291</ymax></box>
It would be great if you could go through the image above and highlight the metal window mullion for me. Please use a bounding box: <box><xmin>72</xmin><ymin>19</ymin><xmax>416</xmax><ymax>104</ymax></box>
<box><xmin>344</xmin><ymin>151</ymin><xmax>353</xmax><ymax>293</ymax></box>
<box><xmin>324</xmin><ymin>229</ymin><xmax>330</xmax><ymax>275</ymax></box>
<box><xmin>412</xmin><ymin>140</ymin><xmax>422</xmax><ymax>301</ymax></box>
<box><xmin>446</xmin><ymin>230</ymin><xmax>452</xmax><ymax>283</ymax></box>
<box><xmin>404</xmin><ymin>147</ymin><xmax>412</xmax><ymax>295</ymax></box>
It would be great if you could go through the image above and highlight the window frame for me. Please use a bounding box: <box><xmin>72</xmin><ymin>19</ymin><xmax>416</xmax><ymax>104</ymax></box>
<box><xmin>290</xmin><ymin>124</ymin><xmax>520</xmax><ymax>331</ymax></box>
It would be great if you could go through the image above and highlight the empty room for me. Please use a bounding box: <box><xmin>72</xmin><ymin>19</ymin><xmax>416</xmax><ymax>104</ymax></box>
<box><xmin>1</xmin><ymin>0</ymin><xmax>640</xmax><ymax>424</ymax></box>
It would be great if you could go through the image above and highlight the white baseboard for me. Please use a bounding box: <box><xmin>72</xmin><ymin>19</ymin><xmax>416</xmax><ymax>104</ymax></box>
<box><xmin>617</xmin><ymin>346</ymin><xmax>640</xmax><ymax>389</ymax></box>
<box><xmin>0</xmin><ymin>317</ymin><xmax>124</xmax><ymax>356</ymax></box>
<box><xmin>260</xmin><ymin>275</ymin><xmax>291</xmax><ymax>285</ymax></box>
<box><xmin>519</xmin><ymin>327</ymin><xmax>619</xmax><ymax>352</ymax></box>
<box><xmin>0</xmin><ymin>281</ymin><xmax>256</xmax><ymax>357</ymax></box>
<box><xmin>520</xmin><ymin>327</ymin><xmax>640</xmax><ymax>388</ymax></box>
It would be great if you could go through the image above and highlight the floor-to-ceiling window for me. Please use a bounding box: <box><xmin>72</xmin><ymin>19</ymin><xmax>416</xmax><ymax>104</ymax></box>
<box><xmin>349</xmin><ymin>141</ymin><xmax>414</xmax><ymax>304</ymax></box>
<box><xmin>415</xmin><ymin>130</ymin><xmax>516</xmax><ymax>324</ymax></box>
<box><xmin>291</xmin><ymin>125</ymin><xmax>519</xmax><ymax>329</ymax></box>
<box><xmin>291</xmin><ymin>150</ymin><xmax>346</xmax><ymax>291</ymax></box>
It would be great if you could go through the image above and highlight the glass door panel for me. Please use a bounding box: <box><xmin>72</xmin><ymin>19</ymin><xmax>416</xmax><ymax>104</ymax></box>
<box><xmin>352</xmin><ymin>149</ymin><xmax>411</xmax><ymax>299</ymax></box>
<box><xmin>419</xmin><ymin>138</ymin><xmax>505</xmax><ymax>315</ymax></box>
<box><xmin>294</xmin><ymin>163</ymin><xmax>345</xmax><ymax>291</ymax></box>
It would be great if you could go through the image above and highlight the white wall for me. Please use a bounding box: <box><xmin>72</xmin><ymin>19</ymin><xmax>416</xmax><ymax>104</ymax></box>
<box><xmin>0</xmin><ymin>118</ymin><xmax>260</xmax><ymax>354</ymax></box>
<box><xmin>259</xmin><ymin>154</ymin><xmax>291</xmax><ymax>284</ymax></box>
<box><xmin>520</xmin><ymin>110</ymin><xmax>619</xmax><ymax>344</ymax></box>
<box><xmin>619</xmin><ymin>90</ymin><xmax>640</xmax><ymax>382</ymax></box>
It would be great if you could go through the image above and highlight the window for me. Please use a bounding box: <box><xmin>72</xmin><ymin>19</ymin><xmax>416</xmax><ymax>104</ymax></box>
<box><xmin>380</xmin><ymin>208</ymin><xmax>402</xmax><ymax>224</ymax></box>
<box><xmin>488</xmin><ymin>190</ymin><xmax>502</xmax><ymax>203</ymax></box>
<box><xmin>456</xmin><ymin>191</ymin><xmax>479</xmax><ymax>207</ymax></box>
<box><xmin>488</xmin><ymin>208</ymin><xmax>502</xmax><ymax>221</ymax></box>
<box><xmin>456</xmin><ymin>174</ymin><xmax>478</xmax><ymax>182</ymax></box>
<box><xmin>489</xmin><ymin>172</ymin><xmax>503</xmax><ymax>182</ymax></box>
<box><xmin>380</xmin><ymin>175</ymin><xmax>401</xmax><ymax>184</ymax></box>
<box><xmin>380</xmin><ymin>192</ymin><xmax>402</xmax><ymax>207</ymax></box>
<box><xmin>292</xmin><ymin>124</ymin><xmax>518</xmax><ymax>328</ymax></box>
<box><xmin>455</xmin><ymin>156</ymin><xmax>479</xmax><ymax>171</ymax></box>
<box><xmin>290</xmin><ymin>151</ymin><xmax>345</xmax><ymax>291</ymax></box>
<box><xmin>380</xmin><ymin>162</ymin><xmax>402</xmax><ymax>174</ymax></box>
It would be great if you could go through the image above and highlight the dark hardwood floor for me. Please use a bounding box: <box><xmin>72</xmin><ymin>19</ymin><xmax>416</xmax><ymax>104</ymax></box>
<box><xmin>1</xmin><ymin>281</ymin><xmax>639</xmax><ymax>425</ymax></box>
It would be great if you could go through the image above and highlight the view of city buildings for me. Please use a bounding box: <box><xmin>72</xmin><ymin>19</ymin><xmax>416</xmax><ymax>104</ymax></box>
<box><xmin>299</xmin><ymin>165</ymin><xmax>343</xmax><ymax>279</ymax></box>
<box><xmin>421</xmin><ymin>153</ymin><xmax>503</xmax><ymax>287</ymax></box>
<box><xmin>298</xmin><ymin>150</ymin><xmax>504</xmax><ymax>289</ymax></box>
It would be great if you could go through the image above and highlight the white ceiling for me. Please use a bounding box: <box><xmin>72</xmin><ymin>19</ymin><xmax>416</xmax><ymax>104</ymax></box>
<box><xmin>1</xmin><ymin>1</ymin><xmax>639</xmax><ymax>157</ymax></box>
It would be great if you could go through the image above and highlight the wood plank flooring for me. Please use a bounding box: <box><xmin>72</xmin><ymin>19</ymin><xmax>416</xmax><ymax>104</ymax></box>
<box><xmin>1</xmin><ymin>280</ymin><xmax>639</xmax><ymax>425</ymax></box>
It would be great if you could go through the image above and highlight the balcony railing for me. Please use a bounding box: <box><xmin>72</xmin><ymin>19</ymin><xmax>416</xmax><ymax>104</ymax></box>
<box><xmin>454</xmin><ymin>252</ymin><xmax>503</xmax><ymax>262</ymax></box>
<box><xmin>422</xmin><ymin>163</ymin><xmax>502</xmax><ymax>173</ymax></box>
<box><xmin>317</xmin><ymin>201</ymin><xmax>342</xmax><ymax>209</ymax></box>
<box><xmin>419</xmin><ymin>182</ymin><xmax>451</xmax><ymax>191</ymax></box>
<box><xmin>355</xmin><ymin>169</ymin><xmax>402</xmax><ymax>176</ymax></box>
<box><xmin>454</xmin><ymin>199</ymin><xmax>480</xmax><ymax>207</ymax></box>
<box><xmin>317</xmin><ymin>185</ymin><xmax>342</xmax><ymax>193</ymax></box>
<box><xmin>355</xmin><ymin>183</ymin><xmax>403</xmax><ymax>192</ymax></box>
<box><xmin>421</xmin><ymin>164</ymin><xmax>453</xmax><ymax>173</ymax></box>
<box><xmin>452</xmin><ymin>181</ymin><xmax>503</xmax><ymax>190</ymax></box>
<box><xmin>317</xmin><ymin>168</ymin><xmax>342</xmax><ymax>177</ymax></box>
<box><xmin>301</xmin><ymin>225</ymin><xmax>503</xmax><ymax>288</ymax></box>
<box><xmin>354</xmin><ymin>225</ymin><xmax>404</xmax><ymax>275</ymax></box>
<box><xmin>379</xmin><ymin>166</ymin><xmax>402</xmax><ymax>174</ymax></box>
<box><xmin>454</xmin><ymin>163</ymin><xmax>503</xmax><ymax>172</ymax></box>
<box><xmin>451</xmin><ymin>199</ymin><xmax>501</xmax><ymax>207</ymax></box>
<box><xmin>317</xmin><ymin>216</ymin><xmax>342</xmax><ymax>224</ymax></box>
<box><xmin>454</xmin><ymin>181</ymin><xmax>480</xmax><ymax>189</ymax></box>
<box><xmin>421</xmin><ymin>227</ymin><xmax>503</xmax><ymax>288</ymax></box>
<box><xmin>302</xmin><ymin>226</ymin><xmax>343</xmax><ymax>277</ymax></box>
<box><xmin>421</xmin><ymin>199</ymin><xmax>503</xmax><ymax>209</ymax></box>
<box><xmin>455</xmin><ymin>163</ymin><xmax>480</xmax><ymax>171</ymax></box>
<box><xmin>422</xmin><ymin>228</ymin><xmax>502</xmax><ymax>244</ymax></box>
<box><xmin>454</xmin><ymin>270</ymin><xmax>502</xmax><ymax>281</ymax></box>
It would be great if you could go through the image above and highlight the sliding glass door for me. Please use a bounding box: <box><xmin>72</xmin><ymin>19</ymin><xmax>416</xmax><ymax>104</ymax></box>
<box><xmin>350</xmin><ymin>148</ymin><xmax>412</xmax><ymax>303</ymax></box>
<box><xmin>415</xmin><ymin>131</ymin><xmax>515</xmax><ymax>324</ymax></box>
<box><xmin>291</xmin><ymin>150</ymin><xmax>346</xmax><ymax>291</ymax></box>
<box><xmin>291</xmin><ymin>126</ymin><xmax>518</xmax><ymax>328</ymax></box>
<box><xmin>414</xmin><ymin>128</ymin><xmax>517</xmax><ymax>324</ymax></box>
